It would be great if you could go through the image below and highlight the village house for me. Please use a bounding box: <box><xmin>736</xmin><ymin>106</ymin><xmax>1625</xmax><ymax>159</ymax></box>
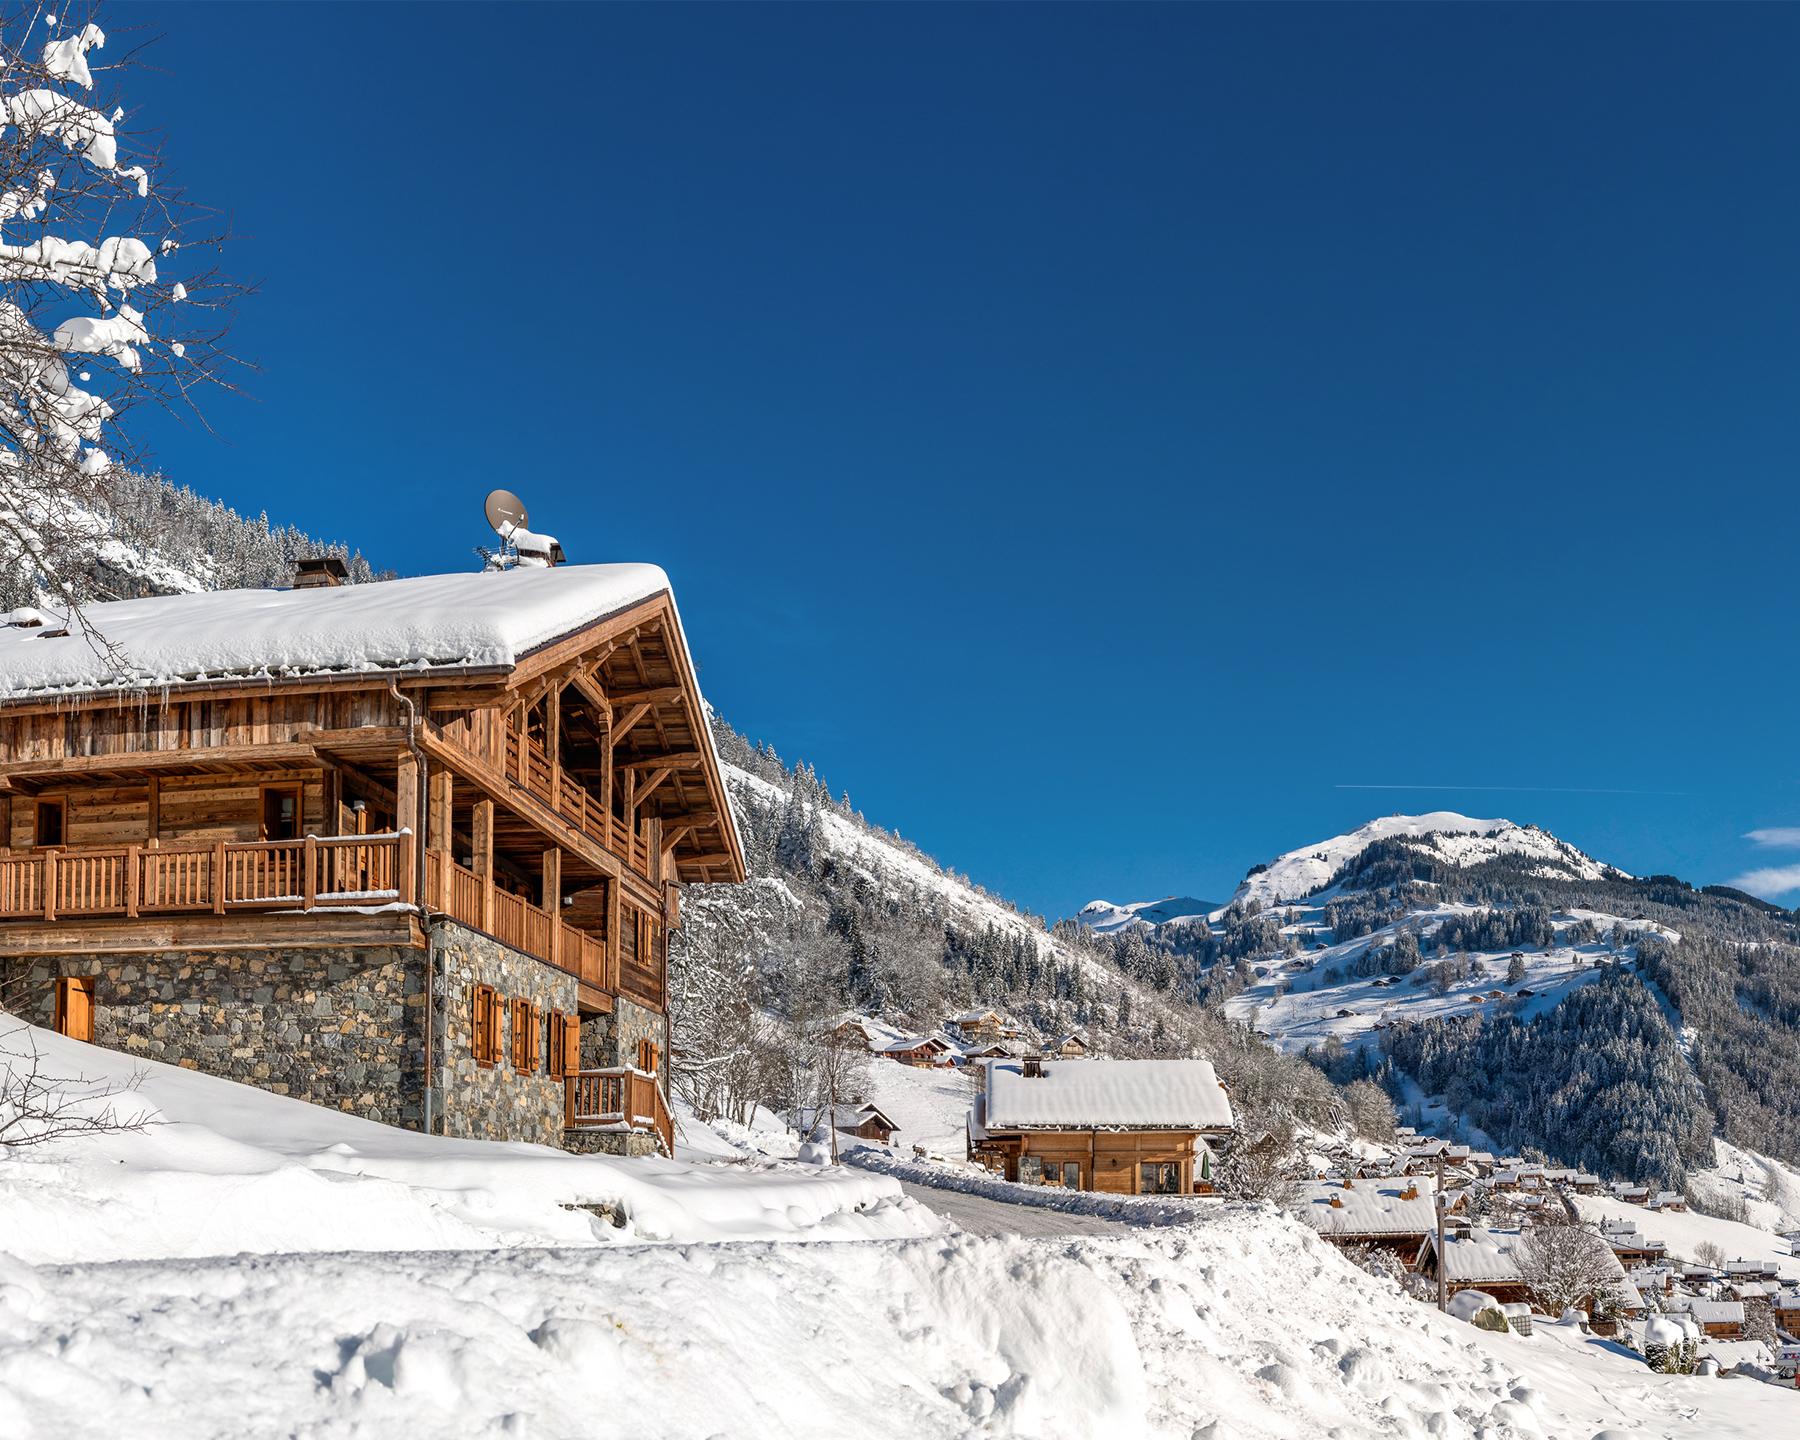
<box><xmin>1296</xmin><ymin>1175</ymin><xmax>1448</xmax><ymax>1269</ymax></box>
<box><xmin>947</xmin><ymin>1007</ymin><xmax>1018</xmax><ymax>1044</ymax></box>
<box><xmin>1420</xmin><ymin>1224</ymin><xmax>1635</xmax><ymax>1318</ymax></box>
<box><xmin>795</xmin><ymin>1102</ymin><xmax>901</xmax><ymax>1147</ymax></box>
<box><xmin>967</xmin><ymin>1056</ymin><xmax>1235</xmax><ymax>1195</ymax></box>
<box><xmin>878</xmin><ymin>1034</ymin><xmax>954</xmax><ymax>1068</ymax></box>
<box><xmin>1666</xmin><ymin>1296</ymin><xmax>1747</xmax><ymax>1340</ymax></box>
<box><xmin>0</xmin><ymin>562</ymin><xmax>746</xmax><ymax>1156</ymax></box>
<box><xmin>1048</xmin><ymin>1032</ymin><xmax>1089</xmax><ymax>1059</ymax></box>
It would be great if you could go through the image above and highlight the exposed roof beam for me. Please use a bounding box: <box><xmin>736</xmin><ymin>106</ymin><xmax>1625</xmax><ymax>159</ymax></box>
<box><xmin>617</xmin><ymin>751</ymin><xmax>703</xmax><ymax>770</ymax></box>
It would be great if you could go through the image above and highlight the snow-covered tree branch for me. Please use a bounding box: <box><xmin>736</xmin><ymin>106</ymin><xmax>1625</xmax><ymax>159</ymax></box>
<box><xmin>0</xmin><ymin>4</ymin><xmax>247</xmax><ymax>637</ymax></box>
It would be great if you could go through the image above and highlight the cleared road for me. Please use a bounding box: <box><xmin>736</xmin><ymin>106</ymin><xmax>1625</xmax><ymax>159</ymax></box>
<box><xmin>896</xmin><ymin>1181</ymin><xmax>1144</xmax><ymax>1237</ymax></box>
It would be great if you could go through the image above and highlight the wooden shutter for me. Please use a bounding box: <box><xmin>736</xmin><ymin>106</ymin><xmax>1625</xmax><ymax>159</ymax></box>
<box><xmin>527</xmin><ymin>1004</ymin><xmax>542</xmax><ymax>1072</ymax></box>
<box><xmin>510</xmin><ymin>997</ymin><xmax>527</xmax><ymax>1070</ymax></box>
<box><xmin>561</xmin><ymin>1014</ymin><xmax>581</xmax><ymax>1078</ymax></box>
<box><xmin>472</xmin><ymin>984</ymin><xmax>499</xmax><ymax>1067</ymax></box>
<box><xmin>54</xmin><ymin>976</ymin><xmax>94</xmax><ymax>1042</ymax></box>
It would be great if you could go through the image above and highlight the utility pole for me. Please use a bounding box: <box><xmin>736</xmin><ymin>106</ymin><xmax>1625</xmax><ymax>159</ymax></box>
<box><xmin>1436</xmin><ymin>1154</ymin><xmax>1448</xmax><ymax>1313</ymax></box>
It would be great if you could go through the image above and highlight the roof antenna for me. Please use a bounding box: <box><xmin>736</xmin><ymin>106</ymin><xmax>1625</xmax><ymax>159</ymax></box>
<box><xmin>483</xmin><ymin>488</ymin><xmax>565</xmax><ymax>570</ymax></box>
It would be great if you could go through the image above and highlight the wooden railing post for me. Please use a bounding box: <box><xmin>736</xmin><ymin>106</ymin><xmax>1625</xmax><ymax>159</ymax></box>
<box><xmin>213</xmin><ymin>840</ymin><xmax>228</xmax><ymax>914</ymax></box>
<box><xmin>125</xmin><ymin>845</ymin><xmax>140</xmax><ymax>918</ymax></box>
<box><xmin>303</xmin><ymin>834</ymin><xmax>318</xmax><ymax>909</ymax></box>
<box><xmin>563</xmin><ymin>1074</ymin><xmax>575</xmax><ymax>1129</ymax></box>
<box><xmin>398</xmin><ymin>829</ymin><xmax>416</xmax><ymax>906</ymax></box>
<box><xmin>41</xmin><ymin>849</ymin><xmax>54</xmax><ymax>922</ymax></box>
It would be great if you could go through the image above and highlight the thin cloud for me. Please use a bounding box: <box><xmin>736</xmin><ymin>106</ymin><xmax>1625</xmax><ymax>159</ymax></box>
<box><xmin>1334</xmin><ymin>784</ymin><xmax>1686</xmax><ymax>797</ymax></box>
<box><xmin>1724</xmin><ymin>863</ymin><xmax>1800</xmax><ymax>900</ymax></box>
<box><xmin>1744</xmin><ymin>827</ymin><xmax>1800</xmax><ymax>849</ymax></box>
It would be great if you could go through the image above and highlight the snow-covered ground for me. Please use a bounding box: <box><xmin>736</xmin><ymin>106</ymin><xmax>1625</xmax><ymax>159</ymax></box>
<box><xmin>0</xmin><ymin>1022</ymin><xmax>929</xmax><ymax>1262</ymax></box>
<box><xmin>6</xmin><ymin>1021</ymin><xmax>1796</xmax><ymax>1436</ymax></box>
<box><xmin>857</xmin><ymin>1052</ymin><xmax>978</xmax><ymax>1160</ymax></box>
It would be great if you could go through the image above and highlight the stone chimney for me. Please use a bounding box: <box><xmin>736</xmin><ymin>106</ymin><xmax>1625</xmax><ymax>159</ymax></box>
<box><xmin>292</xmin><ymin>556</ymin><xmax>349</xmax><ymax>589</ymax></box>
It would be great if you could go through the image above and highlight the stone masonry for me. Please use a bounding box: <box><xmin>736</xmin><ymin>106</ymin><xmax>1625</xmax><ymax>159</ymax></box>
<box><xmin>3</xmin><ymin>946</ymin><xmax>426</xmax><ymax>1127</ymax></box>
<box><xmin>429</xmin><ymin>919</ymin><xmax>577</xmax><ymax>1147</ymax></box>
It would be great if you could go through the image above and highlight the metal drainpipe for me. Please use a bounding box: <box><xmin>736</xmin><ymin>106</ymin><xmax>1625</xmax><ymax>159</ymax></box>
<box><xmin>387</xmin><ymin>680</ymin><xmax>433</xmax><ymax>1135</ymax></box>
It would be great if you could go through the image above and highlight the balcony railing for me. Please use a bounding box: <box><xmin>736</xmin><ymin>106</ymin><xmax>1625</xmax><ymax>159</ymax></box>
<box><xmin>423</xmin><ymin>851</ymin><xmax>661</xmax><ymax>1008</ymax></box>
<box><xmin>0</xmin><ymin>833</ymin><xmax>412</xmax><ymax>921</ymax></box>
<box><xmin>564</xmin><ymin>1065</ymin><xmax>672</xmax><ymax>1155</ymax></box>
<box><xmin>500</xmin><ymin>730</ymin><xmax>654</xmax><ymax>879</ymax></box>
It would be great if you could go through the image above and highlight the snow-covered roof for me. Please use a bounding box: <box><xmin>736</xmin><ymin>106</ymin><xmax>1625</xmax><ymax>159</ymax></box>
<box><xmin>982</xmin><ymin>1059</ymin><xmax>1235</xmax><ymax>1132</ymax></box>
<box><xmin>0</xmin><ymin>563</ymin><xmax>673</xmax><ymax>698</ymax></box>
<box><xmin>1298</xmin><ymin>1177</ymin><xmax>1437</xmax><ymax>1237</ymax></box>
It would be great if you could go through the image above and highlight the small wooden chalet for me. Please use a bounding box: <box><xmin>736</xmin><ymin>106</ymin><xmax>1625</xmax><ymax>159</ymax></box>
<box><xmin>1421</xmin><ymin>1224</ymin><xmax>1633</xmax><ymax>1316</ymax></box>
<box><xmin>1048</xmin><ymin>1032</ymin><xmax>1089</xmax><ymax>1059</ymax></box>
<box><xmin>948</xmin><ymin>1007</ymin><xmax>1016</xmax><ymax>1044</ymax></box>
<box><xmin>967</xmin><ymin>1056</ymin><xmax>1235</xmax><ymax>1196</ymax></box>
<box><xmin>0</xmin><ymin>562</ymin><xmax>746</xmax><ymax>1155</ymax></box>
<box><xmin>878</xmin><ymin>1034</ymin><xmax>953</xmax><ymax>1068</ymax></box>
<box><xmin>797</xmin><ymin>1102</ymin><xmax>899</xmax><ymax>1146</ymax></box>
<box><xmin>1297</xmin><ymin>1175</ymin><xmax>1447</xmax><ymax>1269</ymax></box>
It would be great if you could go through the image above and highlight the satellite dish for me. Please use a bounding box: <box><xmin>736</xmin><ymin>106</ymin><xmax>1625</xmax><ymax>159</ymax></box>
<box><xmin>484</xmin><ymin>488</ymin><xmax>528</xmax><ymax>536</ymax></box>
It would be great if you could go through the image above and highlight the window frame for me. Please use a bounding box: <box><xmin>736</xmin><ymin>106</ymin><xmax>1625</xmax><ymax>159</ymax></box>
<box><xmin>258</xmin><ymin>782</ymin><xmax>304</xmax><ymax>843</ymax></box>
<box><xmin>33</xmin><ymin>797</ymin><xmax>65</xmax><ymax>848</ymax></box>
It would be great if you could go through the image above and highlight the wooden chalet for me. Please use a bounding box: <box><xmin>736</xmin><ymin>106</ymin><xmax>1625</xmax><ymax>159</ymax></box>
<box><xmin>967</xmin><ymin>1056</ymin><xmax>1235</xmax><ymax>1196</ymax></box>
<box><xmin>878</xmin><ymin>1034</ymin><xmax>953</xmax><ymax>1068</ymax></box>
<box><xmin>0</xmin><ymin>562</ymin><xmax>746</xmax><ymax>1154</ymax></box>
<box><xmin>1297</xmin><ymin>1175</ymin><xmax>1446</xmax><ymax>1269</ymax></box>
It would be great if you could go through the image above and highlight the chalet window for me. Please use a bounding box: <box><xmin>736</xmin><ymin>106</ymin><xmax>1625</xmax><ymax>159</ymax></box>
<box><xmin>1139</xmin><ymin>1161</ymin><xmax>1182</xmax><ymax>1196</ymax></box>
<box><xmin>53</xmin><ymin>976</ymin><xmax>95</xmax><ymax>1042</ymax></box>
<box><xmin>1061</xmin><ymin>1161</ymin><xmax>1081</xmax><ymax>1189</ymax></box>
<box><xmin>33</xmin><ymin>798</ymin><xmax>64</xmax><ymax>848</ymax></box>
<box><xmin>470</xmin><ymin>984</ymin><xmax>503</xmax><ymax>1068</ymax></box>
<box><xmin>260</xmin><ymin>784</ymin><xmax>303</xmax><ymax>842</ymax></box>
<box><xmin>511</xmin><ymin>998</ymin><xmax>541</xmax><ymax>1071</ymax></box>
<box><xmin>636</xmin><ymin>1037</ymin><xmax>661</xmax><ymax>1075</ymax></box>
<box><xmin>1018</xmin><ymin>1156</ymin><xmax>1044</xmax><ymax>1185</ymax></box>
<box><xmin>547</xmin><ymin>1010</ymin><xmax>581</xmax><ymax>1078</ymax></box>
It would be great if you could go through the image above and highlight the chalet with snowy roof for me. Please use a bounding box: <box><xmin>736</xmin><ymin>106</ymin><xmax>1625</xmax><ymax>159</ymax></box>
<box><xmin>1297</xmin><ymin>1175</ymin><xmax>1447</xmax><ymax>1268</ymax></box>
<box><xmin>967</xmin><ymin>1056</ymin><xmax>1235</xmax><ymax>1196</ymax></box>
<box><xmin>795</xmin><ymin>1102</ymin><xmax>900</xmax><ymax>1146</ymax></box>
<box><xmin>0</xmin><ymin>561</ymin><xmax>745</xmax><ymax>1155</ymax></box>
<box><xmin>1667</xmin><ymin>1296</ymin><xmax>1746</xmax><ymax>1340</ymax></box>
<box><xmin>1049</xmin><ymin>1032</ymin><xmax>1089</xmax><ymax>1059</ymax></box>
<box><xmin>948</xmin><ymin>1007</ymin><xmax>1018</xmax><ymax>1043</ymax></box>
<box><xmin>1422</xmin><ymin>1225</ymin><xmax>1633</xmax><ymax>1316</ymax></box>
<box><xmin>879</xmin><ymin>1034</ymin><xmax>954</xmax><ymax>1067</ymax></box>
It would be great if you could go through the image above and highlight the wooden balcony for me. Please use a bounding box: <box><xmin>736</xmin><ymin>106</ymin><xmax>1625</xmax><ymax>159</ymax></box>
<box><xmin>423</xmin><ymin>851</ymin><xmax>665</xmax><ymax>1011</ymax></box>
<box><xmin>564</xmin><ymin>1066</ymin><xmax>673</xmax><ymax>1155</ymax></box>
<box><xmin>0</xmin><ymin>832</ymin><xmax>412</xmax><ymax>921</ymax></box>
<box><xmin>500</xmin><ymin>729</ymin><xmax>654</xmax><ymax>880</ymax></box>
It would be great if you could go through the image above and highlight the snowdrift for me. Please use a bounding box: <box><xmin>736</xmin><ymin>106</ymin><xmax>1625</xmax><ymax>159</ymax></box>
<box><xmin>0</xmin><ymin>1019</ymin><xmax>932</xmax><ymax>1262</ymax></box>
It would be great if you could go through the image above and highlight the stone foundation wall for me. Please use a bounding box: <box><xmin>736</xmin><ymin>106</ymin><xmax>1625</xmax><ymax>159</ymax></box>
<box><xmin>429</xmin><ymin>920</ymin><xmax>577</xmax><ymax>1147</ymax></box>
<box><xmin>1</xmin><ymin>947</ymin><xmax>425</xmax><ymax>1127</ymax></box>
<box><xmin>578</xmin><ymin>992</ymin><xmax>667</xmax><ymax>1072</ymax></box>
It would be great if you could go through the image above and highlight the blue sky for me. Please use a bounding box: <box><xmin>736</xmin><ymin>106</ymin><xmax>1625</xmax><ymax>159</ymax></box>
<box><xmin>125</xmin><ymin>3</ymin><xmax>1799</xmax><ymax>919</ymax></box>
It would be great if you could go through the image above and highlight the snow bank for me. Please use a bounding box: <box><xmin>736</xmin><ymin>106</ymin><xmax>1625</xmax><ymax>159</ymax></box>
<box><xmin>3</xmin><ymin>1205</ymin><xmax>1790</xmax><ymax>1439</ymax></box>
<box><xmin>0</xmin><ymin>1021</ymin><xmax>933</xmax><ymax>1263</ymax></box>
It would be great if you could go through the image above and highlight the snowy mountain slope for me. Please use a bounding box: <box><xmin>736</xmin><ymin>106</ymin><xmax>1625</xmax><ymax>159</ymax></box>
<box><xmin>1223</xmin><ymin>812</ymin><xmax>1623</xmax><ymax>912</ymax></box>
<box><xmin>1077</xmin><ymin>896</ymin><xmax>1220</xmax><ymax>934</ymax></box>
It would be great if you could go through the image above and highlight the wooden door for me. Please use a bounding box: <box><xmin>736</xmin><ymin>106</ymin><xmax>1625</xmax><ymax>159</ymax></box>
<box><xmin>54</xmin><ymin>976</ymin><xmax>95</xmax><ymax>1041</ymax></box>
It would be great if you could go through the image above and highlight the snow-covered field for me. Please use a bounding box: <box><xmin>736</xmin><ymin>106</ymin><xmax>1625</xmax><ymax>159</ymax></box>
<box><xmin>858</xmin><ymin>1052</ymin><xmax>979</xmax><ymax>1159</ymax></box>
<box><xmin>6</xmin><ymin>1021</ymin><xmax>1799</xmax><ymax>1435</ymax></box>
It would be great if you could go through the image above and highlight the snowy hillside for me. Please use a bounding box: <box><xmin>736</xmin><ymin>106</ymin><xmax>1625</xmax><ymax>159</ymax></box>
<box><xmin>1077</xmin><ymin>896</ymin><xmax>1219</xmax><ymax>934</ymax></box>
<box><xmin>1221</xmin><ymin>812</ymin><xmax>1622</xmax><ymax>912</ymax></box>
